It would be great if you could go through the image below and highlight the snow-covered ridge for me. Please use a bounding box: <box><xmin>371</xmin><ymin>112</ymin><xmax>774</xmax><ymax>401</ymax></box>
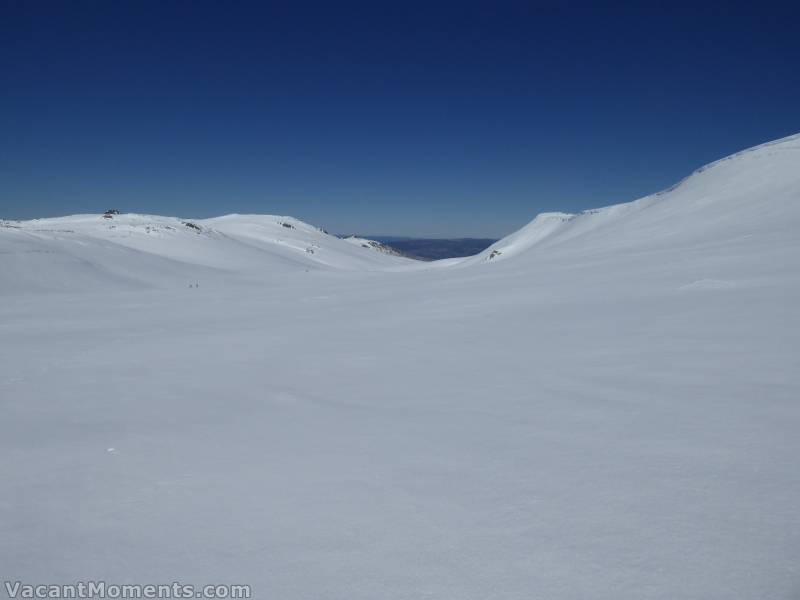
<box><xmin>468</xmin><ymin>131</ymin><xmax>800</xmax><ymax>265</ymax></box>
<box><xmin>0</xmin><ymin>212</ymin><xmax>412</xmax><ymax>294</ymax></box>
<box><xmin>656</xmin><ymin>131</ymin><xmax>800</xmax><ymax>197</ymax></box>
<box><xmin>2</xmin><ymin>132</ymin><xmax>798</xmax><ymax>292</ymax></box>
<box><xmin>341</xmin><ymin>235</ymin><xmax>405</xmax><ymax>257</ymax></box>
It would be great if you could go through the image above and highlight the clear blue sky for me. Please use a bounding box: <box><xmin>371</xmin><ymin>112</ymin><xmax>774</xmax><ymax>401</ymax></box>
<box><xmin>2</xmin><ymin>1</ymin><xmax>799</xmax><ymax>237</ymax></box>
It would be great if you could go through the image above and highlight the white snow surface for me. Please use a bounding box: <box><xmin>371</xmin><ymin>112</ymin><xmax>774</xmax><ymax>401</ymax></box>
<box><xmin>341</xmin><ymin>235</ymin><xmax>405</xmax><ymax>256</ymax></box>
<box><xmin>0</xmin><ymin>213</ymin><xmax>411</xmax><ymax>294</ymax></box>
<box><xmin>1</xmin><ymin>133</ymin><xmax>800</xmax><ymax>599</ymax></box>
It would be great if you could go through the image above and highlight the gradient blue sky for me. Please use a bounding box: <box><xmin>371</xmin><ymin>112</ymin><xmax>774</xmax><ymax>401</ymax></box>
<box><xmin>2</xmin><ymin>1</ymin><xmax>799</xmax><ymax>237</ymax></box>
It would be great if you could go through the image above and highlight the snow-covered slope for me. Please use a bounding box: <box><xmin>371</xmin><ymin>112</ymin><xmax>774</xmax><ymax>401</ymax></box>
<box><xmin>0</xmin><ymin>213</ymin><xmax>411</xmax><ymax>294</ymax></box>
<box><xmin>1</xmin><ymin>134</ymin><xmax>799</xmax><ymax>599</ymax></box>
<box><xmin>468</xmin><ymin>132</ymin><xmax>800</xmax><ymax>266</ymax></box>
<box><xmin>341</xmin><ymin>235</ymin><xmax>405</xmax><ymax>256</ymax></box>
<box><xmin>6</xmin><ymin>132</ymin><xmax>796</xmax><ymax>295</ymax></box>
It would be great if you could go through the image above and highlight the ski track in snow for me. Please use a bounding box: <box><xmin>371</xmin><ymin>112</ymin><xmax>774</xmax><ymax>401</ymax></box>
<box><xmin>1</xmin><ymin>134</ymin><xmax>800</xmax><ymax>599</ymax></box>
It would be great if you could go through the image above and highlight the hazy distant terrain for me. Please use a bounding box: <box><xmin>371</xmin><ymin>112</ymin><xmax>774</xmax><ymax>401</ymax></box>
<box><xmin>369</xmin><ymin>237</ymin><xmax>498</xmax><ymax>260</ymax></box>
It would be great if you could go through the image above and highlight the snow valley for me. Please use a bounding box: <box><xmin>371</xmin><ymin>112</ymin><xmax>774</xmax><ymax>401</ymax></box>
<box><xmin>1</xmin><ymin>133</ymin><xmax>799</xmax><ymax>599</ymax></box>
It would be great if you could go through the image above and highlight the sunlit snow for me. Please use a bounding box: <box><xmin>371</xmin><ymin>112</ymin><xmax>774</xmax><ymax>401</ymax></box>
<box><xmin>2</xmin><ymin>134</ymin><xmax>799</xmax><ymax>599</ymax></box>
